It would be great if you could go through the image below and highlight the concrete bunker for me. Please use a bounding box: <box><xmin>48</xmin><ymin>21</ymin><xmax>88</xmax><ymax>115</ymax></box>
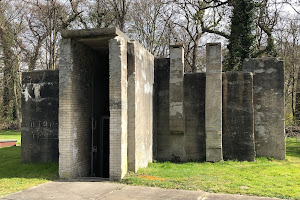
<box><xmin>58</xmin><ymin>28</ymin><xmax>154</xmax><ymax>181</ymax></box>
<box><xmin>21</xmin><ymin>28</ymin><xmax>285</xmax><ymax>182</ymax></box>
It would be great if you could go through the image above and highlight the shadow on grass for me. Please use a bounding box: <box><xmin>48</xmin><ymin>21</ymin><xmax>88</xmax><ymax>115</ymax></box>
<box><xmin>286</xmin><ymin>137</ymin><xmax>300</xmax><ymax>158</ymax></box>
<box><xmin>0</xmin><ymin>146</ymin><xmax>58</xmax><ymax>180</ymax></box>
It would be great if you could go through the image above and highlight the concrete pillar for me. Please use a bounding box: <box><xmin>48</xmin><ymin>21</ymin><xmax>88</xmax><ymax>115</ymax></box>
<box><xmin>205</xmin><ymin>43</ymin><xmax>223</xmax><ymax>162</ymax></box>
<box><xmin>169</xmin><ymin>45</ymin><xmax>184</xmax><ymax>135</ymax></box>
<box><xmin>109</xmin><ymin>36</ymin><xmax>128</xmax><ymax>181</ymax></box>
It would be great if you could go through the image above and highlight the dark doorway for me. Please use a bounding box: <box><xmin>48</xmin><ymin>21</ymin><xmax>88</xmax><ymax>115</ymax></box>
<box><xmin>91</xmin><ymin>52</ymin><xmax>110</xmax><ymax>178</ymax></box>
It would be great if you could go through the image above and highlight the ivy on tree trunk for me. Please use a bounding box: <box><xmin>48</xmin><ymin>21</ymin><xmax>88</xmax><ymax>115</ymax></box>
<box><xmin>225</xmin><ymin>0</ymin><xmax>255</xmax><ymax>71</ymax></box>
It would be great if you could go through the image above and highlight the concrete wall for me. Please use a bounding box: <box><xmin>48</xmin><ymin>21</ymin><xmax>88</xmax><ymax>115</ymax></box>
<box><xmin>109</xmin><ymin>36</ymin><xmax>128</xmax><ymax>181</ymax></box>
<box><xmin>155</xmin><ymin>55</ymin><xmax>284</xmax><ymax>162</ymax></box>
<box><xmin>59</xmin><ymin>39</ymin><xmax>97</xmax><ymax>178</ymax></box>
<box><xmin>127</xmin><ymin>41</ymin><xmax>154</xmax><ymax>172</ymax></box>
<box><xmin>222</xmin><ymin>72</ymin><xmax>255</xmax><ymax>161</ymax></box>
<box><xmin>21</xmin><ymin>70</ymin><xmax>59</xmax><ymax>162</ymax></box>
<box><xmin>153</xmin><ymin>58</ymin><xmax>170</xmax><ymax>160</ymax></box>
<box><xmin>244</xmin><ymin>58</ymin><xmax>285</xmax><ymax>159</ymax></box>
<box><xmin>155</xmin><ymin>58</ymin><xmax>185</xmax><ymax>161</ymax></box>
<box><xmin>155</xmin><ymin>61</ymin><xmax>206</xmax><ymax>161</ymax></box>
<box><xmin>184</xmin><ymin>73</ymin><xmax>206</xmax><ymax>161</ymax></box>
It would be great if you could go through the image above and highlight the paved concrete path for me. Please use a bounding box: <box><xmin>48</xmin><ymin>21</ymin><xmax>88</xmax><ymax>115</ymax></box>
<box><xmin>1</xmin><ymin>180</ymin><xmax>284</xmax><ymax>200</ymax></box>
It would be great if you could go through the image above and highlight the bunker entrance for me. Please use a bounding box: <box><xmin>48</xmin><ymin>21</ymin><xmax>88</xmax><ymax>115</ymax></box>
<box><xmin>90</xmin><ymin>52</ymin><xmax>109</xmax><ymax>178</ymax></box>
<box><xmin>59</xmin><ymin>28</ymin><xmax>129</xmax><ymax>180</ymax></box>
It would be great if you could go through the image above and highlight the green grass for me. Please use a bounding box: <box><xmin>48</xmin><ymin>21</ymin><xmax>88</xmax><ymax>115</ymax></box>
<box><xmin>122</xmin><ymin>137</ymin><xmax>300</xmax><ymax>199</ymax></box>
<box><xmin>0</xmin><ymin>130</ymin><xmax>21</xmax><ymax>146</ymax></box>
<box><xmin>0</xmin><ymin>131</ymin><xmax>299</xmax><ymax>199</ymax></box>
<box><xmin>0</xmin><ymin>131</ymin><xmax>58</xmax><ymax>197</ymax></box>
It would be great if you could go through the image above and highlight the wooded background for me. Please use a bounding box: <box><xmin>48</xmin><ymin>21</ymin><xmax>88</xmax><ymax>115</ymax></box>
<box><xmin>0</xmin><ymin>0</ymin><xmax>299</xmax><ymax>129</ymax></box>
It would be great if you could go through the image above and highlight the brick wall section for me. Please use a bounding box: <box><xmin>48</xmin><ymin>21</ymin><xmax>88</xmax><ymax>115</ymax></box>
<box><xmin>21</xmin><ymin>70</ymin><xmax>59</xmax><ymax>162</ymax></box>
<box><xmin>127</xmin><ymin>41</ymin><xmax>154</xmax><ymax>172</ymax></box>
<box><xmin>243</xmin><ymin>58</ymin><xmax>285</xmax><ymax>159</ymax></box>
<box><xmin>109</xmin><ymin>36</ymin><xmax>128</xmax><ymax>181</ymax></box>
<box><xmin>169</xmin><ymin>45</ymin><xmax>184</xmax><ymax>135</ymax></box>
<box><xmin>222</xmin><ymin>72</ymin><xmax>255</xmax><ymax>161</ymax></box>
<box><xmin>205</xmin><ymin>43</ymin><xmax>223</xmax><ymax>162</ymax></box>
<box><xmin>183</xmin><ymin>73</ymin><xmax>206</xmax><ymax>161</ymax></box>
<box><xmin>59</xmin><ymin>39</ymin><xmax>97</xmax><ymax>178</ymax></box>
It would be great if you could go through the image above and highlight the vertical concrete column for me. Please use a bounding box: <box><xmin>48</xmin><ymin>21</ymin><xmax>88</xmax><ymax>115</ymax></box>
<box><xmin>205</xmin><ymin>43</ymin><xmax>223</xmax><ymax>162</ymax></box>
<box><xmin>109</xmin><ymin>36</ymin><xmax>128</xmax><ymax>181</ymax></box>
<box><xmin>169</xmin><ymin>45</ymin><xmax>184</xmax><ymax>135</ymax></box>
<box><xmin>59</xmin><ymin>38</ymin><xmax>76</xmax><ymax>179</ymax></box>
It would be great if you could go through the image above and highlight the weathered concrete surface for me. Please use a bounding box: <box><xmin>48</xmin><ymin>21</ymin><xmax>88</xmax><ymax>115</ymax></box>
<box><xmin>21</xmin><ymin>70</ymin><xmax>59</xmax><ymax>163</ymax></box>
<box><xmin>183</xmin><ymin>73</ymin><xmax>206</xmax><ymax>161</ymax></box>
<box><xmin>155</xmin><ymin>62</ymin><xmax>206</xmax><ymax>162</ymax></box>
<box><xmin>127</xmin><ymin>41</ymin><xmax>154</xmax><ymax>172</ymax></box>
<box><xmin>109</xmin><ymin>36</ymin><xmax>128</xmax><ymax>181</ymax></box>
<box><xmin>154</xmin><ymin>58</ymin><xmax>186</xmax><ymax>161</ymax></box>
<box><xmin>243</xmin><ymin>58</ymin><xmax>285</xmax><ymax>159</ymax></box>
<box><xmin>59</xmin><ymin>39</ymin><xmax>97</xmax><ymax>178</ymax></box>
<box><xmin>205</xmin><ymin>43</ymin><xmax>223</xmax><ymax>162</ymax></box>
<box><xmin>169</xmin><ymin>45</ymin><xmax>184</xmax><ymax>135</ymax></box>
<box><xmin>1</xmin><ymin>181</ymin><xmax>284</xmax><ymax>200</ymax></box>
<box><xmin>222</xmin><ymin>72</ymin><xmax>255</xmax><ymax>161</ymax></box>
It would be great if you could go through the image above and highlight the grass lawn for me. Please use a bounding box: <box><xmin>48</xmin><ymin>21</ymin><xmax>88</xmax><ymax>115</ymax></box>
<box><xmin>0</xmin><ymin>131</ymin><xmax>58</xmax><ymax>197</ymax></box>
<box><xmin>0</xmin><ymin>131</ymin><xmax>299</xmax><ymax>199</ymax></box>
<box><xmin>122</xmin><ymin>137</ymin><xmax>300</xmax><ymax>199</ymax></box>
<box><xmin>0</xmin><ymin>130</ymin><xmax>21</xmax><ymax>146</ymax></box>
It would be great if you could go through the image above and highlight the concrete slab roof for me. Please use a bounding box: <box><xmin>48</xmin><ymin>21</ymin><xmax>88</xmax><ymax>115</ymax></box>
<box><xmin>60</xmin><ymin>27</ymin><xmax>129</xmax><ymax>51</ymax></box>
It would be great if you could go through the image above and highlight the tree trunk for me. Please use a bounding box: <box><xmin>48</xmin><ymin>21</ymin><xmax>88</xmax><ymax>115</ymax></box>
<box><xmin>0</xmin><ymin>10</ymin><xmax>21</xmax><ymax>124</ymax></box>
<box><xmin>191</xmin><ymin>36</ymin><xmax>200</xmax><ymax>72</ymax></box>
<box><xmin>295</xmin><ymin>68</ymin><xmax>300</xmax><ymax>125</ymax></box>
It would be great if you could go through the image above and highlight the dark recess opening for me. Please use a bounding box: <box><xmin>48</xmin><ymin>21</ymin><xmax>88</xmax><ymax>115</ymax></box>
<box><xmin>91</xmin><ymin>52</ymin><xmax>110</xmax><ymax>178</ymax></box>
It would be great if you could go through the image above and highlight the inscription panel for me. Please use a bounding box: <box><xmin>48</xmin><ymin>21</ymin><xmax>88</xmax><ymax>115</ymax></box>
<box><xmin>21</xmin><ymin>70</ymin><xmax>59</xmax><ymax>163</ymax></box>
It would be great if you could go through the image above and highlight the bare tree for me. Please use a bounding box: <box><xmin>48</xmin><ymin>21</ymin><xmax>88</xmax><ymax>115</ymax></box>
<box><xmin>108</xmin><ymin>0</ymin><xmax>130</xmax><ymax>32</ymax></box>
<box><xmin>127</xmin><ymin>0</ymin><xmax>172</xmax><ymax>57</ymax></box>
<box><xmin>85</xmin><ymin>0</ymin><xmax>114</xmax><ymax>28</ymax></box>
<box><xmin>252</xmin><ymin>0</ymin><xmax>283</xmax><ymax>57</ymax></box>
<box><xmin>20</xmin><ymin>0</ymin><xmax>83</xmax><ymax>70</ymax></box>
<box><xmin>171</xmin><ymin>0</ymin><xmax>229</xmax><ymax>72</ymax></box>
<box><xmin>276</xmin><ymin>14</ymin><xmax>300</xmax><ymax>125</ymax></box>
